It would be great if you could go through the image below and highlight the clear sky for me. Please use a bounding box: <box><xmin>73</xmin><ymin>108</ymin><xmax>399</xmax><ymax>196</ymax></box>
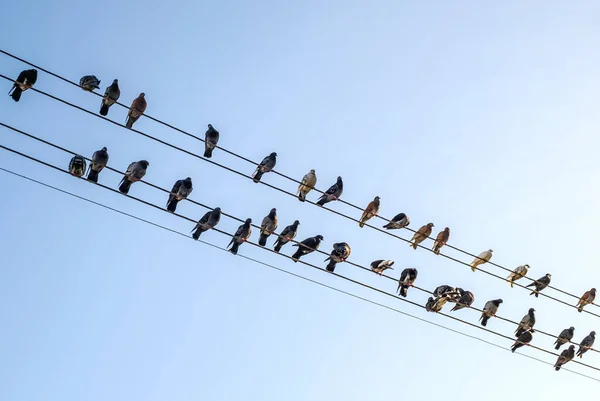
<box><xmin>1</xmin><ymin>1</ymin><xmax>600</xmax><ymax>400</ymax></box>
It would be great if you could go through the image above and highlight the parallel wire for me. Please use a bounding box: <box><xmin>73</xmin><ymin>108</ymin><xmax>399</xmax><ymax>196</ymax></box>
<box><xmin>1</xmin><ymin>142</ymin><xmax>599</xmax><ymax>376</ymax></box>
<box><xmin>1</xmin><ymin>167</ymin><xmax>597</xmax><ymax>383</ymax></box>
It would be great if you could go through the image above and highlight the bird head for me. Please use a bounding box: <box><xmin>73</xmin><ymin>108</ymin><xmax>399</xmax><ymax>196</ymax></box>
<box><xmin>489</xmin><ymin>249</ymin><xmax>494</xmax><ymax>253</ymax></box>
<box><xmin>591</xmin><ymin>331</ymin><xmax>596</xmax><ymax>337</ymax></box>
<box><xmin>374</xmin><ymin>196</ymin><xmax>380</xmax><ymax>201</ymax></box>
<box><xmin>569</xmin><ymin>345</ymin><xmax>575</xmax><ymax>350</ymax></box>
<box><xmin>213</xmin><ymin>207</ymin><xmax>221</xmax><ymax>214</ymax></box>
<box><xmin>270</xmin><ymin>208</ymin><xmax>276</xmax><ymax>214</ymax></box>
<box><xmin>184</xmin><ymin>177</ymin><xmax>192</xmax><ymax>183</ymax></box>
<box><xmin>497</xmin><ymin>299</ymin><xmax>504</xmax><ymax>304</ymax></box>
<box><xmin>310</xmin><ymin>169</ymin><xmax>315</xmax><ymax>174</ymax></box>
<box><xmin>208</xmin><ymin>124</ymin><xmax>213</xmax><ymax>129</ymax></box>
<box><xmin>270</xmin><ymin>152</ymin><xmax>277</xmax><ymax>157</ymax></box>
<box><xmin>139</xmin><ymin>160</ymin><xmax>149</xmax><ymax>168</ymax></box>
<box><xmin>569</xmin><ymin>326</ymin><xmax>575</xmax><ymax>332</ymax></box>
<box><xmin>428</xmin><ymin>222</ymin><xmax>434</xmax><ymax>227</ymax></box>
<box><xmin>293</xmin><ymin>220</ymin><xmax>300</xmax><ymax>225</ymax></box>
<box><xmin>337</xmin><ymin>176</ymin><xmax>343</xmax><ymax>182</ymax></box>
<box><xmin>524</xmin><ymin>264</ymin><xmax>530</xmax><ymax>268</ymax></box>
<box><xmin>546</xmin><ymin>273</ymin><xmax>552</xmax><ymax>278</ymax></box>
<box><xmin>139</xmin><ymin>92</ymin><xmax>145</xmax><ymax>97</ymax></box>
<box><xmin>101</xmin><ymin>147</ymin><xmax>107</xmax><ymax>151</ymax></box>
<box><xmin>113</xmin><ymin>79</ymin><xmax>118</xmax><ymax>84</ymax></box>
<box><xmin>316</xmin><ymin>235</ymin><xmax>324</xmax><ymax>240</ymax></box>
<box><xmin>591</xmin><ymin>288</ymin><xmax>597</xmax><ymax>293</ymax></box>
<box><xmin>245</xmin><ymin>218</ymin><xmax>252</xmax><ymax>224</ymax></box>
<box><xmin>529</xmin><ymin>308</ymin><xmax>536</xmax><ymax>313</ymax></box>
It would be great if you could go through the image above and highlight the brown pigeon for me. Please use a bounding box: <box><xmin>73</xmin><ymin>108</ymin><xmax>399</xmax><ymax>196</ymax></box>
<box><xmin>409</xmin><ymin>223</ymin><xmax>434</xmax><ymax>249</ymax></box>
<box><xmin>125</xmin><ymin>93</ymin><xmax>147</xmax><ymax>128</ymax></box>
<box><xmin>432</xmin><ymin>227</ymin><xmax>450</xmax><ymax>254</ymax></box>
<box><xmin>576</xmin><ymin>288</ymin><xmax>596</xmax><ymax>312</ymax></box>
<box><xmin>359</xmin><ymin>196</ymin><xmax>380</xmax><ymax>228</ymax></box>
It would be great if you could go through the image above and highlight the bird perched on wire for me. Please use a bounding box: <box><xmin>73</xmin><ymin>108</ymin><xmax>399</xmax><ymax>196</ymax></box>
<box><xmin>526</xmin><ymin>273</ymin><xmax>551</xmax><ymax>297</ymax></box>
<box><xmin>125</xmin><ymin>93</ymin><xmax>147</xmax><ymax>128</ymax></box>
<box><xmin>191</xmin><ymin>208</ymin><xmax>221</xmax><ymax>240</ymax></box>
<box><xmin>118</xmin><ymin>160</ymin><xmax>149</xmax><ymax>194</ymax></box>
<box><xmin>166</xmin><ymin>177</ymin><xmax>193</xmax><ymax>213</ymax></box>
<box><xmin>273</xmin><ymin>220</ymin><xmax>300</xmax><ymax>253</ymax></box>
<box><xmin>576</xmin><ymin>331</ymin><xmax>596</xmax><ymax>358</ymax></box>
<box><xmin>291</xmin><ymin>235</ymin><xmax>324</xmax><ymax>262</ymax></box>
<box><xmin>251</xmin><ymin>152</ymin><xmax>277</xmax><ymax>183</ymax></box>
<box><xmin>383</xmin><ymin>213</ymin><xmax>410</xmax><ymax>230</ymax></box>
<box><xmin>433</xmin><ymin>285</ymin><xmax>456</xmax><ymax>299</ymax></box>
<box><xmin>450</xmin><ymin>289</ymin><xmax>474</xmax><ymax>312</ymax></box>
<box><xmin>554</xmin><ymin>345</ymin><xmax>575</xmax><ymax>371</ymax></box>
<box><xmin>8</xmin><ymin>69</ymin><xmax>37</xmax><ymax>102</ymax></box>
<box><xmin>397</xmin><ymin>268</ymin><xmax>418</xmax><ymax>297</ymax></box>
<box><xmin>316</xmin><ymin>176</ymin><xmax>343</xmax><ymax>206</ymax></box>
<box><xmin>68</xmin><ymin>155</ymin><xmax>87</xmax><ymax>177</ymax></box>
<box><xmin>409</xmin><ymin>223</ymin><xmax>434</xmax><ymax>249</ymax></box>
<box><xmin>370</xmin><ymin>260</ymin><xmax>394</xmax><ymax>276</ymax></box>
<box><xmin>79</xmin><ymin>75</ymin><xmax>101</xmax><ymax>92</ymax></box>
<box><xmin>87</xmin><ymin>147</ymin><xmax>109</xmax><ymax>183</ymax></box>
<box><xmin>480</xmin><ymin>299</ymin><xmax>503</xmax><ymax>327</ymax></box>
<box><xmin>359</xmin><ymin>196</ymin><xmax>380</xmax><ymax>228</ymax></box>
<box><xmin>576</xmin><ymin>288</ymin><xmax>596</xmax><ymax>312</ymax></box>
<box><xmin>507</xmin><ymin>264</ymin><xmax>530</xmax><ymax>288</ymax></box>
<box><xmin>325</xmin><ymin>242</ymin><xmax>351</xmax><ymax>272</ymax></box>
<box><xmin>99</xmin><ymin>79</ymin><xmax>120</xmax><ymax>116</ymax></box>
<box><xmin>470</xmin><ymin>249</ymin><xmax>493</xmax><ymax>272</ymax></box>
<box><xmin>204</xmin><ymin>124</ymin><xmax>219</xmax><ymax>158</ymax></box>
<box><xmin>432</xmin><ymin>227</ymin><xmax>450</xmax><ymax>254</ymax></box>
<box><xmin>425</xmin><ymin>296</ymin><xmax>448</xmax><ymax>313</ymax></box>
<box><xmin>511</xmin><ymin>330</ymin><xmax>533</xmax><ymax>353</ymax></box>
<box><xmin>297</xmin><ymin>169</ymin><xmax>317</xmax><ymax>202</ymax></box>
<box><xmin>515</xmin><ymin>308</ymin><xmax>536</xmax><ymax>337</ymax></box>
<box><xmin>554</xmin><ymin>327</ymin><xmax>575</xmax><ymax>350</ymax></box>
<box><xmin>228</xmin><ymin>218</ymin><xmax>252</xmax><ymax>255</ymax></box>
<box><xmin>258</xmin><ymin>208</ymin><xmax>279</xmax><ymax>246</ymax></box>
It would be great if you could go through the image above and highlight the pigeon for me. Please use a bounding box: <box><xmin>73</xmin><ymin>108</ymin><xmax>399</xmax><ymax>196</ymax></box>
<box><xmin>397</xmin><ymin>268</ymin><xmax>418</xmax><ymax>297</ymax></box>
<box><xmin>228</xmin><ymin>218</ymin><xmax>252</xmax><ymax>255</ymax></box>
<box><xmin>252</xmin><ymin>152</ymin><xmax>277</xmax><ymax>183</ymax></box>
<box><xmin>554</xmin><ymin>345</ymin><xmax>575</xmax><ymax>371</ymax></box>
<box><xmin>118</xmin><ymin>160</ymin><xmax>149</xmax><ymax>194</ymax></box>
<box><xmin>470</xmin><ymin>249</ymin><xmax>493</xmax><ymax>272</ymax></box>
<box><xmin>86</xmin><ymin>147</ymin><xmax>109</xmax><ymax>183</ymax></box>
<box><xmin>507</xmin><ymin>264</ymin><xmax>530</xmax><ymax>288</ymax></box>
<box><xmin>450</xmin><ymin>290</ymin><xmax>475</xmax><ymax>312</ymax></box>
<box><xmin>79</xmin><ymin>75</ymin><xmax>101</xmax><ymax>91</ymax></box>
<box><xmin>8</xmin><ymin>69</ymin><xmax>37</xmax><ymax>102</ymax></box>
<box><xmin>258</xmin><ymin>208</ymin><xmax>278</xmax><ymax>246</ymax></box>
<box><xmin>554</xmin><ymin>327</ymin><xmax>575</xmax><ymax>350</ymax></box>
<box><xmin>99</xmin><ymin>79</ymin><xmax>120</xmax><ymax>116</ymax></box>
<box><xmin>166</xmin><ymin>177</ymin><xmax>193</xmax><ymax>213</ymax></box>
<box><xmin>191</xmin><ymin>208</ymin><xmax>221</xmax><ymax>239</ymax></box>
<box><xmin>480</xmin><ymin>299</ymin><xmax>503</xmax><ymax>327</ymax></box>
<box><xmin>359</xmin><ymin>196</ymin><xmax>380</xmax><ymax>228</ymax></box>
<box><xmin>515</xmin><ymin>308</ymin><xmax>536</xmax><ymax>337</ymax></box>
<box><xmin>125</xmin><ymin>93</ymin><xmax>147</xmax><ymax>128</ymax></box>
<box><xmin>291</xmin><ymin>235</ymin><xmax>324</xmax><ymax>262</ymax></box>
<box><xmin>370</xmin><ymin>259</ymin><xmax>394</xmax><ymax>276</ymax></box>
<box><xmin>576</xmin><ymin>288</ymin><xmax>596</xmax><ymax>312</ymax></box>
<box><xmin>511</xmin><ymin>330</ymin><xmax>533</xmax><ymax>353</ymax></box>
<box><xmin>325</xmin><ymin>242</ymin><xmax>351</xmax><ymax>272</ymax></box>
<box><xmin>204</xmin><ymin>124</ymin><xmax>219</xmax><ymax>158</ymax></box>
<box><xmin>409</xmin><ymin>223</ymin><xmax>434</xmax><ymax>249</ymax></box>
<box><xmin>425</xmin><ymin>296</ymin><xmax>448</xmax><ymax>313</ymax></box>
<box><xmin>273</xmin><ymin>220</ymin><xmax>300</xmax><ymax>252</ymax></box>
<box><xmin>432</xmin><ymin>227</ymin><xmax>450</xmax><ymax>254</ymax></box>
<box><xmin>576</xmin><ymin>331</ymin><xmax>596</xmax><ymax>358</ymax></box>
<box><xmin>383</xmin><ymin>213</ymin><xmax>410</xmax><ymax>230</ymax></box>
<box><xmin>297</xmin><ymin>169</ymin><xmax>317</xmax><ymax>202</ymax></box>
<box><xmin>433</xmin><ymin>285</ymin><xmax>456</xmax><ymax>299</ymax></box>
<box><xmin>316</xmin><ymin>177</ymin><xmax>343</xmax><ymax>206</ymax></box>
<box><xmin>526</xmin><ymin>273</ymin><xmax>552</xmax><ymax>297</ymax></box>
<box><xmin>68</xmin><ymin>155</ymin><xmax>87</xmax><ymax>177</ymax></box>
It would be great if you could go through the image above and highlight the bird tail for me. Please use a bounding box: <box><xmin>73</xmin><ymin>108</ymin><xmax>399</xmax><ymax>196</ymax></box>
<box><xmin>554</xmin><ymin>342</ymin><xmax>560</xmax><ymax>350</ymax></box>
<box><xmin>471</xmin><ymin>264</ymin><xmax>477</xmax><ymax>272</ymax></box>
<box><xmin>204</xmin><ymin>146</ymin><xmax>214</xmax><ymax>158</ymax></box>
<box><xmin>252</xmin><ymin>169</ymin><xmax>263</xmax><ymax>183</ymax></box>
<box><xmin>555</xmin><ymin>365</ymin><xmax>561</xmax><ymax>371</ymax></box>
<box><xmin>298</xmin><ymin>191</ymin><xmax>306</xmax><ymax>202</ymax></box>
<box><xmin>481</xmin><ymin>316</ymin><xmax>489</xmax><ymax>327</ymax></box>
<box><xmin>410</xmin><ymin>241</ymin><xmax>417</xmax><ymax>250</ymax></box>
<box><xmin>87</xmin><ymin>168</ymin><xmax>99</xmax><ymax>183</ymax></box>
<box><xmin>511</xmin><ymin>345</ymin><xmax>517</xmax><ymax>353</ymax></box>
<box><xmin>125</xmin><ymin>115</ymin><xmax>136</xmax><ymax>128</ymax></box>
<box><xmin>358</xmin><ymin>220</ymin><xmax>365</xmax><ymax>228</ymax></box>
<box><xmin>167</xmin><ymin>198</ymin><xmax>179</xmax><ymax>213</ymax></box>
<box><xmin>292</xmin><ymin>249</ymin><xmax>302</xmax><ymax>262</ymax></box>
<box><xmin>326</xmin><ymin>260</ymin><xmax>336</xmax><ymax>272</ymax></box>
<box><xmin>258</xmin><ymin>233</ymin><xmax>268</xmax><ymax>246</ymax></box>
<box><xmin>229</xmin><ymin>241</ymin><xmax>240</xmax><ymax>255</ymax></box>
<box><xmin>316</xmin><ymin>196</ymin><xmax>327</xmax><ymax>206</ymax></box>
<box><xmin>383</xmin><ymin>223</ymin><xmax>392</xmax><ymax>229</ymax></box>
<box><xmin>399</xmin><ymin>285</ymin><xmax>408</xmax><ymax>298</ymax></box>
<box><xmin>99</xmin><ymin>102</ymin><xmax>109</xmax><ymax>116</ymax></box>
<box><xmin>578</xmin><ymin>305</ymin><xmax>583</xmax><ymax>312</ymax></box>
<box><xmin>509</xmin><ymin>280</ymin><xmax>514</xmax><ymax>288</ymax></box>
<box><xmin>119</xmin><ymin>178</ymin><xmax>132</xmax><ymax>194</ymax></box>
<box><xmin>274</xmin><ymin>241</ymin><xmax>282</xmax><ymax>253</ymax></box>
<box><xmin>192</xmin><ymin>228</ymin><xmax>203</xmax><ymax>240</ymax></box>
<box><xmin>10</xmin><ymin>86</ymin><xmax>23</xmax><ymax>102</ymax></box>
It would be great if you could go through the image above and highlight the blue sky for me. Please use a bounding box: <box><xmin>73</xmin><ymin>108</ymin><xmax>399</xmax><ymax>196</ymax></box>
<box><xmin>2</xmin><ymin>0</ymin><xmax>600</xmax><ymax>399</ymax></box>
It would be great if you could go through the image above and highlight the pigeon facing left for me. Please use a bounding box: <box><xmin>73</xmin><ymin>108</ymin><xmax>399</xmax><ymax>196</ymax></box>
<box><xmin>397</xmin><ymin>268</ymin><xmax>418</xmax><ymax>297</ymax></box>
<box><xmin>191</xmin><ymin>208</ymin><xmax>221</xmax><ymax>239</ymax></box>
<box><xmin>432</xmin><ymin>227</ymin><xmax>450</xmax><ymax>254</ymax></box>
<box><xmin>204</xmin><ymin>124</ymin><xmax>219</xmax><ymax>158</ymax></box>
<box><xmin>470</xmin><ymin>249</ymin><xmax>493</xmax><ymax>272</ymax></box>
<box><xmin>166</xmin><ymin>177</ymin><xmax>193</xmax><ymax>213</ymax></box>
<box><xmin>526</xmin><ymin>273</ymin><xmax>551</xmax><ymax>297</ymax></box>
<box><xmin>291</xmin><ymin>235</ymin><xmax>323</xmax><ymax>262</ymax></box>
<box><xmin>297</xmin><ymin>169</ymin><xmax>317</xmax><ymax>202</ymax></box>
<box><xmin>125</xmin><ymin>93</ymin><xmax>147</xmax><ymax>128</ymax></box>
<box><xmin>68</xmin><ymin>155</ymin><xmax>87</xmax><ymax>177</ymax></box>
<box><xmin>228</xmin><ymin>218</ymin><xmax>252</xmax><ymax>255</ymax></box>
<box><xmin>273</xmin><ymin>220</ymin><xmax>300</xmax><ymax>252</ymax></box>
<box><xmin>118</xmin><ymin>160</ymin><xmax>149</xmax><ymax>194</ymax></box>
<box><xmin>79</xmin><ymin>75</ymin><xmax>101</xmax><ymax>91</ymax></box>
<box><xmin>409</xmin><ymin>223</ymin><xmax>434</xmax><ymax>249</ymax></box>
<box><xmin>316</xmin><ymin>177</ymin><xmax>343</xmax><ymax>206</ymax></box>
<box><xmin>511</xmin><ymin>330</ymin><xmax>533</xmax><ymax>353</ymax></box>
<box><xmin>507</xmin><ymin>264</ymin><xmax>530</xmax><ymax>288</ymax></box>
<box><xmin>576</xmin><ymin>331</ymin><xmax>596</xmax><ymax>358</ymax></box>
<box><xmin>515</xmin><ymin>308</ymin><xmax>536</xmax><ymax>337</ymax></box>
<box><xmin>359</xmin><ymin>196</ymin><xmax>380</xmax><ymax>228</ymax></box>
<box><xmin>325</xmin><ymin>242</ymin><xmax>351</xmax><ymax>272</ymax></box>
<box><xmin>425</xmin><ymin>296</ymin><xmax>448</xmax><ymax>313</ymax></box>
<box><xmin>554</xmin><ymin>345</ymin><xmax>575</xmax><ymax>371</ymax></box>
<box><xmin>8</xmin><ymin>69</ymin><xmax>37</xmax><ymax>102</ymax></box>
<box><xmin>370</xmin><ymin>260</ymin><xmax>394</xmax><ymax>276</ymax></box>
<box><xmin>258</xmin><ymin>208</ymin><xmax>279</xmax><ymax>246</ymax></box>
<box><xmin>87</xmin><ymin>147</ymin><xmax>109</xmax><ymax>183</ymax></box>
<box><xmin>99</xmin><ymin>79</ymin><xmax>120</xmax><ymax>116</ymax></box>
<box><xmin>252</xmin><ymin>152</ymin><xmax>277</xmax><ymax>183</ymax></box>
<box><xmin>576</xmin><ymin>288</ymin><xmax>596</xmax><ymax>312</ymax></box>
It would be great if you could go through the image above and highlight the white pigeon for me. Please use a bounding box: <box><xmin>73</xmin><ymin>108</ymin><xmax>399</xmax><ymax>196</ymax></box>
<box><xmin>470</xmin><ymin>249</ymin><xmax>493</xmax><ymax>272</ymax></box>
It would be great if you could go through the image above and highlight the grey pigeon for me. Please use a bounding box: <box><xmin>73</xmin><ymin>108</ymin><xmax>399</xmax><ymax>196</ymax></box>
<box><xmin>383</xmin><ymin>213</ymin><xmax>410</xmax><ymax>230</ymax></box>
<box><xmin>166</xmin><ymin>177</ymin><xmax>193</xmax><ymax>213</ymax></box>
<box><xmin>125</xmin><ymin>93</ymin><xmax>147</xmax><ymax>128</ymax></box>
<box><xmin>316</xmin><ymin>176</ymin><xmax>343</xmax><ymax>206</ymax></box>
<box><xmin>511</xmin><ymin>330</ymin><xmax>533</xmax><ymax>353</ymax></box>
<box><xmin>450</xmin><ymin>290</ymin><xmax>475</xmax><ymax>312</ymax></box>
<box><xmin>118</xmin><ymin>160</ymin><xmax>149</xmax><ymax>194</ymax></box>
<box><xmin>99</xmin><ymin>79</ymin><xmax>120</xmax><ymax>116</ymax></box>
<box><xmin>554</xmin><ymin>345</ymin><xmax>575</xmax><ymax>371</ymax></box>
<box><xmin>9</xmin><ymin>69</ymin><xmax>37</xmax><ymax>102</ymax></box>
<box><xmin>554</xmin><ymin>327</ymin><xmax>575</xmax><ymax>350</ymax></box>
<box><xmin>515</xmin><ymin>308</ymin><xmax>536</xmax><ymax>337</ymax></box>
<box><xmin>370</xmin><ymin>259</ymin><xmax>394</xmax><ymax>276</ymax></box>
<box><xmin>273</xmin><ymin>220</ymin><xmax>300</xmax><ymax>252</ymax></box>
<box><xmin>87</xmin><ymin>147</ymin><xmax>109</xmax><ymax>183</ymax></box>
<box><xmin>397</xmin><ymin>268</ymin><xmax>418</xmax><ymax>297</ymax></box>
<box><xmin>258</xmin><ymin>208</ymin><xmax>279</xmax><ymax>246</ymax></box>
<box><xmin>325</xmin><ymin>242</ymin><xmax>351</xmax><ymax>272</ymax></box>
<box><xmin>433</xmin><ymin>285</ymin><xmax>455</xmax><ymax>299</ymax></box>
<box><xmin>68</xmin><ymin>155</ymin><xmax>87</xmax><ymax>177</ymax></box>
<box><xmin>576</xmin><ymin>331</ymin><xmax>596</xmax><ymax>358</ymax></box>
<box><xmin>228</xmin><ymin>218</ymin><xmax>252</xmax><ymax>255</ymax></box>
<box><xmin>79</xmin><ymin>75</ymin><xmax>101</xmax><ymax>91</ymax></box>
<box><xmin>204</xmin><ymin>124</ymin><xmax>219</xmax><ymax>158</ymax></box>
<box><xmin>425</xmin><ymin>296</ymin><xmax>448</xmax><ymax>313</ymax></box>
<box><xmin>291</xmin><ymin>235</ymin><xmax>323</xmax><ymax>262</ymax></box>
<box><xmin>191</xmin><ymin>208</ymin><xmax>221</xmax><ymax>239</ymax></box>
<box><xmin>480</xmin><ymin>299</ymin><xmax>503</xmax><ymax>327</ymax></box>
<box><xmin>252</xmin><ymin>152</ymin><xmax>277</xmax><ymax>183</ymax></box>
<box><xmin>526</xmin><ymin>273</ymin><xmax>551</xmax><ymax>298</ymax></box>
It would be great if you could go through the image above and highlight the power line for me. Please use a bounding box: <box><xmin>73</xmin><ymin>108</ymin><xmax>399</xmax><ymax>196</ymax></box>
<box><xmin>1</xmin><ymin>142</ymin><xmax>599</xmax><ymax>375</ymax></box>
<box><xmin>1</xmin><ymin>166</ymin><xmax>598</xmax><ymax>383</ymax></box>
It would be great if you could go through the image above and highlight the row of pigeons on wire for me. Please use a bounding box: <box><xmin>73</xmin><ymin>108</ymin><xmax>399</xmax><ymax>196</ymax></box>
<box><xmin>10</xmin><ymin>70</ymin><xmax>598</xmax><ymax>372</ymax></box>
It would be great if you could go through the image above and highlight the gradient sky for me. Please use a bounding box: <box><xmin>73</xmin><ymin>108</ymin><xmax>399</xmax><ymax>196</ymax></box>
<box><xmin>2</xmin><ymin>1</ymin><xmax>600</xmax><ymax>400</ymax></box>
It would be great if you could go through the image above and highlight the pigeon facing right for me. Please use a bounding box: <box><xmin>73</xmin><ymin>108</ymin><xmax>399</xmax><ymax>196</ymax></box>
<box><xmin>87</xmin><ymin>147</ymin><xmax>109</xmax><ymax>183</ymax></box>
<box><xmin>432</xmin><ymin>227</ymin><xmax>450</xmax><ymax>254</ymax></box>
<box><xmin>397</xmin><ymin>268</ymin><xmax>418</xmax><ymax>297</ymax></box>
<box><xmin>191</xmin><ymin>208</ymin><xmax>221</xmax><ymax>239</ymax></box>
<box><xmin>480</xmin><ymin>299</ymin><xmax>503</xmax><ymax>327</ymax></box>
<box><xmin>252</xmin><ymin>152</ymin><xmax>277</xmax><ymax>183</ymax></box>
<box><xmin>258</xmin><ymin>208</ymin><xmax>278</xmax><ymax>246</ymax></box>
<box><xmin>359</xmin><ymin>196</ymin><xmax>380</xmax><ymax>228</ymax></box>
<box><xmin>166</xmin><ymin>177</ymin><xmax>193</xmax><ymax>213</ymax></box>
<box><xmin>9</xmin><ymin>69</ymin><xmax>37</xmax><ymax>102</ymax></box>
<box><xmin>515</xmin><ymin>308</ymin><xmax>536</xmax><ymax>337</ymax></box>
<box><xmin>554</xmin><ymin>326</ymin><xmax>575</xmax><ymax>350</ymax></box>
<box><xmin>99</xmin><ymin>79</ymin><xmax>120</xmax><ymax>116</ymax></box>
<box><xmin>450</xmin><ymin>289</ymin><xmax>474</xmax><ymax>312</ymax></box>
<box><xmin>291</xmin><ymin>235</ymin><xmax>324</xmax><ymax>262</ymax></box>
<box><xmin>526</xmin><ymin>273</ymin><xmax>552</xmax><ymax>297</ymax></box>
<box><xmin>507</xmin><ymin>264</ymin><xmax>530</xmax><ymax>288</ymax></box>
<box><xmin>325</xmin><ymin>242</ymin><xmax>351</xmax><ymax>272</ymax></box>
<box><xmin>79</xmin><ymin>75</ymin><xmax>101</xmax><ymax>91</ymax></box>
<box><xmin>511</xmin><ymin>330</ymin><xmax>533</xmax><ymax>353</ymax></box>
<box><xmin>370</xmin><ymin>260</ymin><xmax>394</xmax><ymax>276</ymax></box>
<box><xmin>68</xmin><ymin>155</ymin><xmax>87</xmax><ymax>177</ymax></box>
<box><xmin>273</xmin><ymin>220</ymin><xmax>300</xmax><ymax>253</ymax></box>
<box><xmin>297</xmin><ymin>169</ymin><xmax>317</xmax><ymax>202</ymax></box>
<box><xmin>125</xmin><ymin>93</ymin><xmax>147</xmax><ymax>128</ymax></box>
<box><xmin>316</xmin><ymin>177</ymin><xmax>343</xmax><ymax>206</ymax></box>
<box><xmin>204</xmin><ymin>124</ymin><xmax>219</xmax><ymax>158</ymax></box>
<box><xmin>118</xmin><ymin>160</ymin><xmax>149</xmax><ymax>194</ymax></box>
<box><xmin>576</xmin><ymin>331</ymin><xmax>596</xmax><ymax>358</ymax></box>
<box><xmin>554</xmin><ymin>345</ymin><xmax>575</xmax><ymax>371</ymax></box>
<box><xmin>409</xmin><ymin>223</ymin><xmax>434</xmax><ymax>249</ymax></box>
<box><xmin>228</xmin><ymin>218</ymin><xmax>252</xmax><ymax>255</ymax></box>
<box><xmin>383</xmin><ymin>213</ymin><xmax>410</xmax><ymax>230</ymax></box>
<box><xmin>470</xmin><ymin>249</ymin><xmax>493</xmax><ymax>272</ymax></box>
<box><xmin>576</xmin><ymin>288</ymin><xmax>596</xmax><ymax>312</ymax></box>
